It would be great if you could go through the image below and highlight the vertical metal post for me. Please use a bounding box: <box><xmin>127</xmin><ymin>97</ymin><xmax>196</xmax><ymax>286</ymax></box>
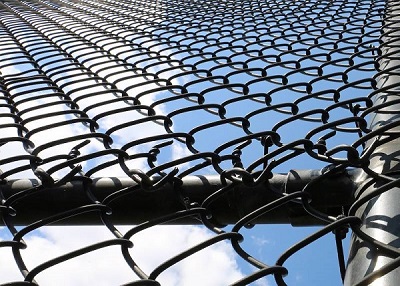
<box><xmin>344</xmin><ymin>1</ymin><xmax>400</xmax><ymax>285</ymax></box>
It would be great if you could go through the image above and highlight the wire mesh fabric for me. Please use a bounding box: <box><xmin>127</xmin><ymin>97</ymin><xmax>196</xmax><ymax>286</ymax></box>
<box><xmin>0</xmin><ymin>0</ymin><xmax>396</xmax><ymax>285</ymax></box>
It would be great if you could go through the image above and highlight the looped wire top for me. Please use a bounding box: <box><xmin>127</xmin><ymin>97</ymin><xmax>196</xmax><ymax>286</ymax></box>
<box><xmin>0</xmin><ymin>0</ymin><xmax>394</xmax><ymax>285</ymax></box>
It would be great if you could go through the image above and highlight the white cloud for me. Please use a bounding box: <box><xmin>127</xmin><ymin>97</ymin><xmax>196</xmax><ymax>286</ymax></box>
<box><xmin>253</xmin><ymin>277</ymin><xmax>271</xmax><ymax>286</ymax></box>
<box><xmin>0</xmin><ymin>5</ymin><xmax>255</xmax><ymax>286</ymax></box>
<box><xmin>0</xmin><ymin>226</ymin><xmax>244</xmax><ymax>285</ymax></box>
<box><xmin>251</xmin><ymin>235</ymin><xmax>272</xmax><ymax>247</ymax></box>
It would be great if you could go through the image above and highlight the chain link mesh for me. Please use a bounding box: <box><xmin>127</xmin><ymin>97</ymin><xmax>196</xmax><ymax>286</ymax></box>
<box><xmin>0</xmin><ymin>0</ymin><xmax>396</xmax><ymax>284</ymax></box>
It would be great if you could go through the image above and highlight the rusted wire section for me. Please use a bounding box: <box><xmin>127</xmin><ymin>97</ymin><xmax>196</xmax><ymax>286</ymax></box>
<box><xmin>0</xmin><ymin>0</ymin><xmax>396</xmax><ymax>285</ymax></box>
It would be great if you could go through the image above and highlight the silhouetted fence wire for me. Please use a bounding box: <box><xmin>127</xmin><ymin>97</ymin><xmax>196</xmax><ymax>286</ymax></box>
<box><xmin>0</xmin><ymin>0</ymin><xmax>397</xmax><ymax>284</ymax></box>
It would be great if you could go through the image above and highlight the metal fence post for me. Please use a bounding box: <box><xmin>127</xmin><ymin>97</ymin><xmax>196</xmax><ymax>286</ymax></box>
<box><xmin>344</xmin><ymin>1</ymin><xmax>400</xmax><ymax>285</ymax></box>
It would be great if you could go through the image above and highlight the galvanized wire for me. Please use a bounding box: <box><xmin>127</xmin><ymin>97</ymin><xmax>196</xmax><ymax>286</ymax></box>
<box><xmin>0</xmin><ymin>0</ymin><xmax>396</xmax><ymax>285</ymax></box>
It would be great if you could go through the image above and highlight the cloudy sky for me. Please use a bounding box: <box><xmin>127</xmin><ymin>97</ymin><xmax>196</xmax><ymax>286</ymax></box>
<box><xmin>0</xmin><ymin>0</ymin><xmax>376</xmax><ymax>285</ymax></box>
<box><xmin>0</xmin><ymin>3</ymin><xmax>267</xmax><ymax>285</ymax></box>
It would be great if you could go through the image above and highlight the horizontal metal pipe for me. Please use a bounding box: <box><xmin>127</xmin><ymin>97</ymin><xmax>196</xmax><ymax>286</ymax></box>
<box><xmin>0</xmin><ymin>170</ymin><xmax>358</xmax><ymax>226</ymax></box>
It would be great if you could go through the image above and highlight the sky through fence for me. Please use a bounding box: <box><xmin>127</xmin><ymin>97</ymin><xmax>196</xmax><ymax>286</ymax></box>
<box><xmin>0</xmin><ymin>0</ymin><xmax>390</xmax><ymax>285</ymax></box>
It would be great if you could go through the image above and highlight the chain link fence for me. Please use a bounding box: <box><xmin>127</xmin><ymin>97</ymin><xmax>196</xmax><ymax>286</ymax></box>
<box><xmin>0</xmin><ymin>0</ymin><xmax>397</xmax><ymax>284</ymax></box>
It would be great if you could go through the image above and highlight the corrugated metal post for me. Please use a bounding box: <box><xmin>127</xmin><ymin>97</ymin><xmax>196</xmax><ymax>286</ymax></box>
<box><xmin>344</xmin><ymin>1</ymin><xmax>400</xmax><ymax>285</ymax></box>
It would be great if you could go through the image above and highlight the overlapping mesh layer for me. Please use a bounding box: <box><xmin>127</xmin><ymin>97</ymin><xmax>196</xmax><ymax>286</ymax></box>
<box><xmin>0</xmin><ymin>0</ymin><xmax>396</xmax><ymax>285</ymax></box>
